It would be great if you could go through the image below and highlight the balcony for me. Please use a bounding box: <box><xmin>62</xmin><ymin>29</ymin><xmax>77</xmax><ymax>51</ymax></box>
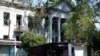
<box><xmin>0</xmin><ymin>0</ymin><xmax>12</xmax><ymax>3</ymax></box>
<box><xmin>0</xmin><ymin>40</ymin><xmax>21</xmax><ymax>45</ymax></box>
<box><xmin>14</xmin><ymin>25</ymin><xmax>29</xmax><ymax>32</ymax></box>
<box><xmin>13</xmin><ymin>0</ymin><xmax>30</xmax><ymax>7</ymax></box>
<box><xmin>0</xmin><ymin>0</ymin><xmax>30</xmax><ymax>8</ymax></box>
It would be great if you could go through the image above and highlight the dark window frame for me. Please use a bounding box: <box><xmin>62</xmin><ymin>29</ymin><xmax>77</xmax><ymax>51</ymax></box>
<box><xmin>3</xmin><ymin>35</ymin><xmax>9</xmax><ymax>40</ymax></box>
<box><xmin>4</xmin><ymin>12</ymin><xmax>10</xmax><ymax>25</ymax></box>
<box><xmin>16</xmin><ymin>14</ymin><xmax>22</xmax><ymax>26</ymax></box>
<box><xmin>16</xmin><ymin>35</ymin><xmax>20</xmax><ymax>41</ymax></box>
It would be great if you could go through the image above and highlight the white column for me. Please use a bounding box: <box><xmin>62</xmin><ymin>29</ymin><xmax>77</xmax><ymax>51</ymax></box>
<box><xmin>48</xmin><ymin>15</ymin><xmax>53</xmax><ymax>43</ymax></box>
<box><xmin>68</xmin><ymin>43</ymin><xmax>72</xmax><ymax>56</ymax></box>
<box><xmin>58</xmin><ymin>18</ymin><xmax>61</xmax><ymax>42</ymax></box>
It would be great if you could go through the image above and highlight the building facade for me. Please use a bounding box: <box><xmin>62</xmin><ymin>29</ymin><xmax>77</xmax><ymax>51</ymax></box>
<box><xmin>0</xmin><ymin>0</ymin><xmax>31</xmax><ymax>56</ymax></box>
<box><xmin>0</xmin><ymin>0</ymin><xmax>92</xmax><ymax>56</ymax></box>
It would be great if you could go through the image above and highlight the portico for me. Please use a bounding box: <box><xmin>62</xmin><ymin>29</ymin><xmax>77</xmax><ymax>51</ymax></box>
<box><xmin>48</xmin><ymin>16</ymin><xmax>62</xmax><ymax>43</ymax></box>
<box><xmin>45</xmin><ymin>0</ymin><xmax>70</xmax><ymax>43</ymax></box>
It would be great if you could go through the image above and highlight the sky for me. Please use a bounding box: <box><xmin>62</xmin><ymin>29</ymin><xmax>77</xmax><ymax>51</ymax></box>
<box><xmin>32</xmin><ymin>0</ymin><xmax>76</xmax><ymax>5</ymax></box>
<box><xmin>32</xmin><ymin>0</ymin><xmax>47</xmax><ymax>6</ymax></box>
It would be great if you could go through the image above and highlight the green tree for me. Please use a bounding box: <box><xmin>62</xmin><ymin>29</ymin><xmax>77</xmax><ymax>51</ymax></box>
<box><xmin>62</xmin><ymin>1</ymin><xmax>95</xmax><ymax>43</ymax></box>
<box><xmin>92</xmin><ymin>30</ymin><xmax>100</xmax><ymax>50</ymax></box>
<box><xmin>76</xmin><ymin>2</ymin><xmax>95</xmax><ymax>42</ymax></box>
<box><xmin>28</xmin><ymin>7</ymin><xmax>45</xmax><ymax>32</ymax></box>
<box><xmin>19</xmin><ymin>32</ymin><xmax>45</xmax><ymax>51</ymax></box>
<box><xmin>62</xmin><ymin>12</ymin><xmax>79</xmax><ymax>41</ymax></box>
<box><xmin>21</xmin><ymin>6</ymin><xmax>46</xmax><ymax>51</ymax></box>
<box><xmin>28</xmin><ymin>15</ymin><xmax>42</xmax><ymax>32</ymax></box>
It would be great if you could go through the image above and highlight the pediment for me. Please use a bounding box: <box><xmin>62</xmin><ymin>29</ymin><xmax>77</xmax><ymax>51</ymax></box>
<box><xmin>52</xmin><ymin>1</ymin><xmax>70</xmax><ymax>13</ymax></box>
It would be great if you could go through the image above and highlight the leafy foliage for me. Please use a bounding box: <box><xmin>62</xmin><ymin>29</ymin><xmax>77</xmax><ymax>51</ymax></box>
<box><xmin>28</xmin><ymin>15</ymin><xmax>42</xmax><ymax>32</ymax></box>
<box><xmin>62</xmin><ymin>12</ymin><xmax>78</xmax><ymax>40</ymax></box>
<box><xmin>21</xmin><ymin>7</ymin><xmax>46</xmax><ymax>52</ymax></box>
<box><xmin>76</xmin><ymin>2</ymin><xmax>95</xmax><ymax>40</ymax></box>
<box><xmin>62</xmin><ymin>1</ymin><xmax>95</xmax><ymax>43</ymax></box>
<box><xmin>19</xmin><ymin>32</ymin><xmax>45</xmax><ymax>51</ymax></box>
<box><xmin>28</xmin><ymin>8</ymin><xmax>44</xmax><ymax>32</ymax></box>
<box><xmin>92</xmin><ymin>30</ymin><xmax>100</xmax><ymax>50</ymax></box>
<box><xmin>46</xmin><ymin>0</ymin><xmax>60</xmax><ymax>7</ymax></box>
